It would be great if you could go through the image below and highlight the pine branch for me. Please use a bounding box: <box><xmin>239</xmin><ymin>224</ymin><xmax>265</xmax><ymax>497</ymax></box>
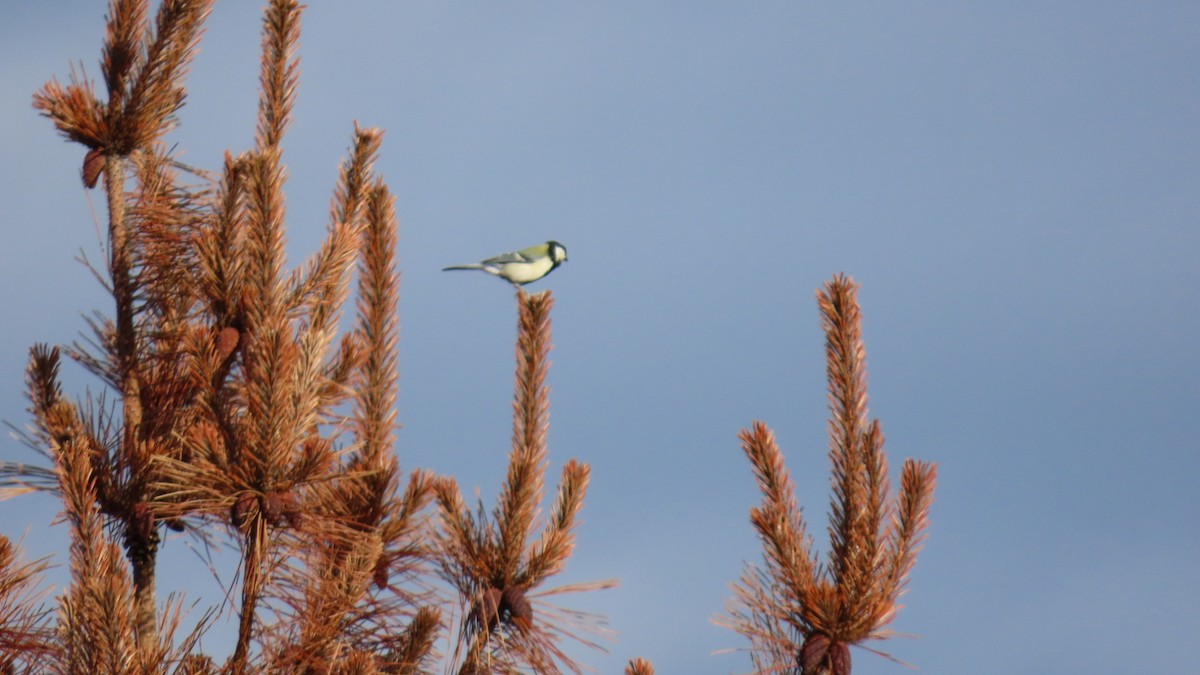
<box><xmin>385</xmin><ymin>605</ymin><xmax>442</xmax><ymax>674</ymax></box>
<box><xmin>352</xmin><ymin>175</ymin><xmax>399</xmax><ymax>471</ymax></box>
<box><xmin>741</xmin><ymin>420</ymin><xmax>818</xmax><ymax>616</ymax></box>
<box><xmin>872</xmin><ymin>460</ymin><xmax>937</xmax><ymax>631</ymax></box>
<box><xmin>819</xmin><ymin>274</ymin><xmax>874</xmax><ymax>599</ymax></box>
<box><xmin>0</xmin><ymin>536</ymin><xmax>54</xmax><ymax>671</ymax></box>
<box><xmin>524</xmin><ymin>460</ymin><xmax>590</xmax><ymax>582</ymax></box>
<box><xmin>100</xmin><ymin>0</ymin><xmax>147</xmax><ymax>104</ymax></box>
<box><xmin>121</xmin><ymin>0</ymin><xmax>213</xmax><ymax>153</ymax></box>
<box><xmin>496</xmin><ymin>290</ymin><xmax>554</xmax><ymax>580</ymax></box>
<box><xmin>53</xmin><ymin>419</ymin><xmax>139</xmax><ymax>675</ymax></box>
<box><xmin>32</xmin><ymin>68</ymin><xmax>108</xmax><ymax>153</ymax></box>
<box><xmin>255</xmin><ymin>0</ymin><xmax>302</xmax><ymax>152</ymax></box>
<box><xmin>195</xmin><ymin>151</ymin><xmax>248</xmax><ymax>328</ymax></box>
<box><xmin>725</xmin><ymin>274</ymin><xmax>938</xmax><ymax>675</ymax></box>
<box><xmin>437</xmin><ymin>290</ymin><xmax>611</xmax><ymax>675</ymax></box>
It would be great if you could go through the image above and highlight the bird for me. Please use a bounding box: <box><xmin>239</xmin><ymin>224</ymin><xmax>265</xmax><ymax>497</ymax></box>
<box><xmin>442</xmin><ymin>240</ymin><xmax>568</xmax><ymax>287</ymax></box>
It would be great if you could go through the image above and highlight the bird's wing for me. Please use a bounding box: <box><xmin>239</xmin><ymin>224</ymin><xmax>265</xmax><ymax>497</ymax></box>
<box><xmin>480</xmin><ymin>249</ymin><xmax>533</xmax><ymax>265</ymax></box>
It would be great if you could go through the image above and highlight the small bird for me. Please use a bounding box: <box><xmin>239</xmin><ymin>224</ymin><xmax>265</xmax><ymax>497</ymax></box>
<box><xmin>442</xmin><ymin>241</ymin><xmax>568</xmax><ymax>287</ymax></box>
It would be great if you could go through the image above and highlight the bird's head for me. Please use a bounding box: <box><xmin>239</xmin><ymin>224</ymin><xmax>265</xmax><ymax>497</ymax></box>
<box><xmin>547</xmin><ymin>240</ymin><xmax>568</xmax><ymax>264</ymax></box>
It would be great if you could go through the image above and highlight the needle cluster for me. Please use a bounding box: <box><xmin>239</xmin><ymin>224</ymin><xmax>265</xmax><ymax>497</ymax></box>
<box><xmin>435</xmin><ymin>290</ymin><xmax>615</xmax><ymax>675</ymax></box>
<box><xmin>724</xmin><ymin>274</ymin><xmax>938</xmax><ymax>675</ymax></box>
<box><xmin>0</xmin><ymin>535</ymin><xmax>54</xmax><ymax>672</ymax></box>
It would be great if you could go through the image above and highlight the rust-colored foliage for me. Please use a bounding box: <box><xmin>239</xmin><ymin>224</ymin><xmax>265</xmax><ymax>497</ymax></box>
<box><xmin>723</xmin><ymin>274</ymin><xmax>937</xmax><ymax>674</ymax></box>
<box><xmin>625</xmin><ymin>657</ymin><xmax>656</xmax><ymax>675</ymax></box>
<box><xmin>0</xmin><ymin>0</ymin><xmax>945</xmax><ymax>672</ymax></box>
<box><xmin>0</xmin><ymin>535</ymin><xmax>54</xmax><ymax>672</ymax></box>
<box><xmin>4</xmin><ymin>1</ymin><xmax>439</xmax><ymax>672</ymax></box>
<box><xmin>23</xmin><ymin>0</ymin><xmax>217</xmax><ymax>654</ymax></box>
<box><xmin>435</xmin><ymin>290</ymin><xmax>615</xmax><ymax>675</ymax></box>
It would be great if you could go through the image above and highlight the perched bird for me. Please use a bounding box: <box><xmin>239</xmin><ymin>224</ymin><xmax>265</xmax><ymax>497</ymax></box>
<box><xmin>442</xmin><ymin>240</ymin><xmax>568</xmax><ymax>287</ymax></box>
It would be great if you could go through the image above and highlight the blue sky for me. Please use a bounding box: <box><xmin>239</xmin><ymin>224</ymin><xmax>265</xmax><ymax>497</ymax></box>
<box><xmin>2</xmin><ymin>3</ymin><xmax>1198</xmax><ymax>673</ymax></box>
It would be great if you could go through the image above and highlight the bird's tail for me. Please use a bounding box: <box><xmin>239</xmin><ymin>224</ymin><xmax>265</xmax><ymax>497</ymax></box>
<box><xmin>442</xmin><ymin>264</ymin><xmax>484</xmax><ymax>271</ymax></box>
